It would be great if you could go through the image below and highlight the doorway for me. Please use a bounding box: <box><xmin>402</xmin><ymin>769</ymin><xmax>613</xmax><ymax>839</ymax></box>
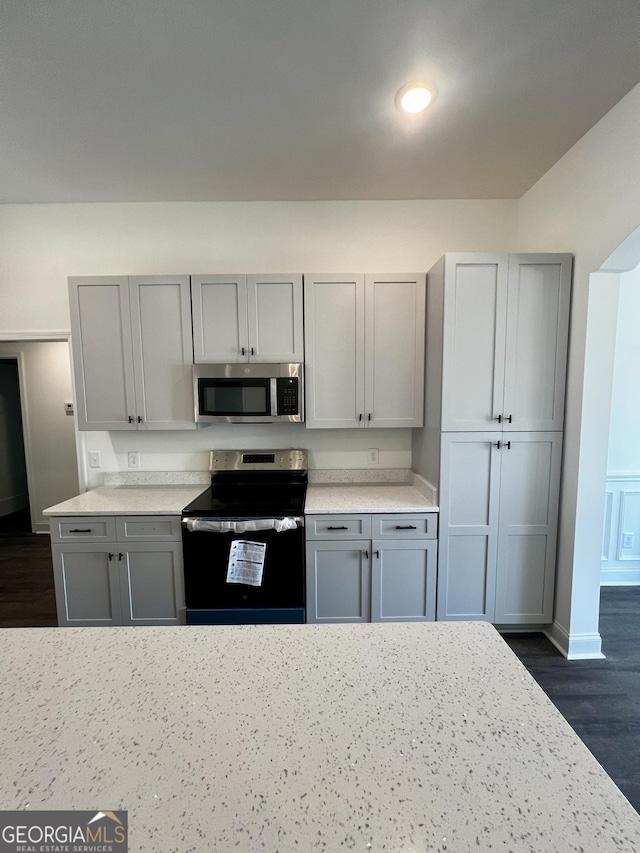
<box><xmin>0</xmin><ymin>358</ymin><xmax>30</xmax><ymax>533</ymax></box>
<box><xmin>0</xmin><ymin>340</ymin><xmax>80</xmax><ymax>532</ymax></box>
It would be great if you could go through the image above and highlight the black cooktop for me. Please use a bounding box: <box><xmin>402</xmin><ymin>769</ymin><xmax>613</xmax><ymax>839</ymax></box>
<box><xmin>182</xmin><ymin>449</ymin><xmax>308</xmax><ymax>519</ymax></box>
<box><xmin>182</xmin><ymin>482</ymin><xmax>306</xmax><ymax>519</ymax></box>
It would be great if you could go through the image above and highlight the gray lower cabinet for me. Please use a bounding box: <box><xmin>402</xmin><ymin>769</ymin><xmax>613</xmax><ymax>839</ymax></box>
<box><xmin>437</xmin><ymin>432</ymin><xmax>562</xmax><ymax>624</ymax></box>
<box><xmin>305</xmin><ymin>513</ymin><xmax>437</xmax><ymax>624</ymax></box>
<box><xmin>50</xmin><ymin>515</ymin><xmax>185</xmax><ymax>627</ymax></box>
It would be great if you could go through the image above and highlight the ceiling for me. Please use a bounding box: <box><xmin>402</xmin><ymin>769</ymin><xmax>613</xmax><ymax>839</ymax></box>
<box><xmin>1</xmin><ymin>0</ymin><xmax>639</xmax><ymax>203</ymax></box>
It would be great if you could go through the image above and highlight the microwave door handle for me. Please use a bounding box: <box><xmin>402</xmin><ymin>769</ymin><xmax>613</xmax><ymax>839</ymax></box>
<box><xmin>270</xmin><ymin>377</ymin><xmax>278</xmax><ymax>418</ymax></box>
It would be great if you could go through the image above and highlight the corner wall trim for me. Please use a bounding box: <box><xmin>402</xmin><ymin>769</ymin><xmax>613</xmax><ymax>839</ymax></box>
<box><xmin>544</xmin><ymin>620</ymin><xmax>605</xmax><ymax>660</ymax></box>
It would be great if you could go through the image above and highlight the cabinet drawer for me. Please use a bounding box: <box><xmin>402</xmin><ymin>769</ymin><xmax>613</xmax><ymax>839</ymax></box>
<box><xmin>116</xmin><ymin>516</ymin><xmax>181</xmax><ymax>542</ymax></box>
<box><xmin>371</xmin><ymin>513</ymin><xmax>437</xmax><ymax>539</ymax></box>
<box><xmin>305</xmin><ymin>514</ymin><xmax>371</xmax><ymax>540</ymax></box>
<box><xmin>50</xmin><ymin>516</ymin><xmax>117</xmax><ymax>543</ymax></box>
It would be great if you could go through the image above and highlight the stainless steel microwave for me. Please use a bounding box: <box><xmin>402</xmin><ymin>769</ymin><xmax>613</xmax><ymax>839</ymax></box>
<box><xmin>194</xmin><ymin>363</ymin><xmax>304</xmax><ymax>424</ymax></box>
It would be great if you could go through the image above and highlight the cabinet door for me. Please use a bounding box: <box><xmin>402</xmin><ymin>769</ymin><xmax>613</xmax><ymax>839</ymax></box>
<box><xmin>440</xmin><ymin>256</ymin><xmax>509</xmax><ymax>432</ymax></box>
<box><xmin>119</xmin><ymin>543</ymin><xmax>185</xmax><ymax>626</ymax></box>
<box><xmin>69</xmin><ymin>277</ymin><xmax>137</xmax><ymax>430</ymax></box>
<box><xmin>371</xmin><ymin>539</ymin><xmax>436</xmax><ymax>622</ymax></box>
<box><xmin>365</xmin><ymin>274</ymin><xmax>426</xmax><ymax>428</ymax></box>
<box><xmin>247</xmin><ymin>274</ymin><xmax>303</xmax><ymax>362</ymax></box>
<box><xmin>129</xmin><ymin>276</ymin><xmax>195</xmax><ymax>430</ymax></box>
<box><xmin>191</xmin><ymin>275</ymin><xmax>249</xmax><ymax>362</ymax></box>
<box><xmin>52</xmin><ymin>545</ymin><xmax>122</xmax><ymax>626</ymax></box>
<box><xmin>502</xmin><ymin>255</ymin><xmax>572</xmax><ymax>432</ymax></box>
<box><xmin>494</xmin><ymin>433</ymin><xmax>562</xmax><ymax>624</ymax></box>
<box><xmin>437</xmin><ymin>433</ymin><xmax>502</xmax><ymax>621</ymax></box>
<box><xmin>305</xmin><ymin>540</ymin><xmax>370</xmax><ymax>623</ymax></box>
<box><xmin>304</xmin><ymin>275</ymin><xmax>365</xmax><ymax>428</ymax></box>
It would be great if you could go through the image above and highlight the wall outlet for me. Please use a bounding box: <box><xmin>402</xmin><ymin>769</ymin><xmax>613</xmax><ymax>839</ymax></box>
<box><xmin>88</xmin><ymin>451</ymin><xmax>101</xmax><ymax>468</ymax></box>
<box><xmin>128</xmin><ymin>451</ymin><xmax>141</xmax><ymax>469</ymax></box>
<box><xmin>622</xmin><ymin>533</ymin><xmax>634</xmax><ymax>549</ymax></box>
<box><xmin>367</xmin><ymin>448</ymin><xmax>379</xmax><ymax>465</ymax></box>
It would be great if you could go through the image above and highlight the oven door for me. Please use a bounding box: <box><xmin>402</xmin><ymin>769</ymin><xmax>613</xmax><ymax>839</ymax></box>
<box><xmin>182</xmin><ymin>518</ymin><xmax>305</xmax><ymax>624</ymax></box>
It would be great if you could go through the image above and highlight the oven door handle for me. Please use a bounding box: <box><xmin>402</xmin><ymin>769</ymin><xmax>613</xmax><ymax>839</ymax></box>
<box><xmin>182</xmin><ymin>516</ymin><xmax>304</xmax><ymax>532</ymax></box>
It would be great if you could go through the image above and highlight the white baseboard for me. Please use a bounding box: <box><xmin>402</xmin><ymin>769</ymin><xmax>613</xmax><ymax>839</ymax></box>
<box><xmin>544</xmin><ymin>620</ymin><xmax>605</xmax><ymax>660</ymax></box>
<box><xmin>34</xmin><ymin>520</ymin><xmax>50</xmax><ymax>534</ymax></box>
<box><xmin>0</xmin><ymin>493</ymin><xmax>29</xmax><ymax>517</ymax></box>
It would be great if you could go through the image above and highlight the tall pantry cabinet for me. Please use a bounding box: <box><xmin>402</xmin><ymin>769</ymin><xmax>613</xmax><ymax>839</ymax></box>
<box><xmin>423</xmin><ymin>254</ymin><xmax>572</xmax><ymax>625</ymax></box>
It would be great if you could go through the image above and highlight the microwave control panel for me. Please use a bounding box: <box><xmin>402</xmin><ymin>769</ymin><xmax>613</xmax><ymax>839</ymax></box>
<box><xmin>277</xmin><ymin>377</ymin><xmax>299</xmax><ymax>415</ymax></box>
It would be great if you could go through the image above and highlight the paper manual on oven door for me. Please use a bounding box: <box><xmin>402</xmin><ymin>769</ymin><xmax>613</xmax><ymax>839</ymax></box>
<box><xmin>226</xmin><ymin>540</ymin><xmax>267</xmax><ymax>586</ymax></box>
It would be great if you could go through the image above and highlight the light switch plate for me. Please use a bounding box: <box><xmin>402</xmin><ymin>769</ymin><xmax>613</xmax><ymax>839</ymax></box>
<box><xmin>88</xmin><ymin>451</ymin><xmax>101</xmax><ymax>468</ymax></box>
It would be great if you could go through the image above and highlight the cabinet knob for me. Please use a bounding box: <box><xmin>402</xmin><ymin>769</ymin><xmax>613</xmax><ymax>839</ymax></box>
<box><xmin>506</xmin><ymin>414</ymin><xmax>513</xmax><ymax>423</ymax></box>
<box><xmin>494</xmin><ymin>441</ymin><xmax>501</xmax><ymax>449</ymax></box>
<box><xmin>137</xmin><ymin>416</ymin><xmax>143</xmax><ymax>423</ymax></box>
<box><xmin>374</xmin><ymin>549</ymin><xmax>380</xmax><ymax>559</ymax></box>
<box><xmin>251</xmin><ymin>347</ymin><xmax>255</xmax><ymax>356</ymax></box>
<box><xmin>395</xmin><ymin>525</ymin><xmax>417</xmax><ymax>530</ymax></box>
<box><xmin>505</xmin><ymin>441</ymin><xmax>512</xmax><ymax>450</ymax></box>
<box><xmin>358</xmin><ymin>413</ymin><xmax>363</xmax><ymax>422</ymax></box>
<box><xmin>108</xmin><ymin>552</ymin><xmax>114</xmax><ymax>560</ymax></box>
<box><xmin>70</xmin><ymin>528</ymin><xmax>92</xmax><ymax>533</ymax></box>
<box><xmin>128</xmin><ymin>416</ymin><xmax>134</xmax><ymax>423</ymax></box>
<box><xmin>241</xmin><ymin>347</ymin><xmax>246</xmax><ymax>356</ymax></box>
<box><xmin>118</xmin><ymin>552</ymin><xmax>124</xmax><ymax>561</ymax></box>
<box><xmin>496</xmin><ymin>415</ymin><xmax>502</xmax><ymax>423</ymax></box>
<box><xmin>328</xmin><ymin>526</ymin><xmax>348</xmax><ymax>530</ymax></box>
<box><xmin>364</xmin><ymin>550</ymin><xmax>369</xmax><ymax>559</ymax></box>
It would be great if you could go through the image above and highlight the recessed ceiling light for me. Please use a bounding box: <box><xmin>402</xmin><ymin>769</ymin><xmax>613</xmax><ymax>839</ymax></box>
<box><xmin>395</xmin><ymin>81</ymin><xmax>436</xmax><ymax>114</ymax></box>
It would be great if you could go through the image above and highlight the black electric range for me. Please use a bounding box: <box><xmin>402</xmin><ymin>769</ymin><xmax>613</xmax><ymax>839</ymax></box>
<box><xmin>181</xmin><ymin>449</ymin><xmax>307</xmax><ymax>624</ymax></box>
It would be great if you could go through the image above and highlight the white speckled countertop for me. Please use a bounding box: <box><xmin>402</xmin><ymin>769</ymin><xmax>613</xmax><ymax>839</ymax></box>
<box><xmin>43</xmin><ymin>482</ymin><xmax>437</xmax><ymax>516</ymax></box>
<box><xmin>43</xmin><ymin>485</ymin><xmax>207</xmax><ymax>516</ymax></box>
<box><xmin>305</xmin><ymin>483</ymin><xmax>437</xmax><ymax>513</ymax></box>
<box><xmin>1</xmin><ymin>623</ymin><xmax>638</xmax><ymax>852</ymax></box>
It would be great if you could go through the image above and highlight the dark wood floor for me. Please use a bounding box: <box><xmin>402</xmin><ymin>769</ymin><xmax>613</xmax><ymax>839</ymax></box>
<box><xmin>0</xmin><ymin>509</ymin><xmax>57</xmax><ymax>627</ymax></box>
<box><xmin>503</xmin><ymin>587</ymin><xmax>640</xmax><ymax>814</ymax></box>
<box><xmin>0</xmin><ymin>511</ymin><xmax>638</xmax><ymax>811</ymax></box>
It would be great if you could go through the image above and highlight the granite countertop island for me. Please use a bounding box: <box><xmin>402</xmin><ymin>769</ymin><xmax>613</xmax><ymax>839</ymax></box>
<box><xmin>1</xmin><ymin>622</ymin><xmax>638</xmax><ymax>852</ymax></box>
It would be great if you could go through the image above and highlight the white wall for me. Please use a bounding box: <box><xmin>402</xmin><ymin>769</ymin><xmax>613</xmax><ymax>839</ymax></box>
<box><xmin>0</xmin><ymin>343</ymin><xmax>79</xmax><ymax>531</ymax></box>
<box><xmin>607</xmin><ymin>265</ymin><xmax>640</xmax><ymax>474</ymax></box>
<box><xmin>0</xmin><ymin>361</ymin><xmax>29</xmax><ymax>516</ymax></box>
<box><xmin>0</xmin><ymin>199</ymin><xmax>517</xmax><ymax>481</ymax></box>
<box><xmin>517</xmin><ymin>81</ymin><xmax>640</xmax><ymax>657</ymax></box>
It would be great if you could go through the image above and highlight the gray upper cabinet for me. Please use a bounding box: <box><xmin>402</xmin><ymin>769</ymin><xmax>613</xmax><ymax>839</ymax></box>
<box><xmin>191</xmin><ymin>274</ymin><xmax>303</xmax><ymax>363</ymax></box>
<box><xmin>432</xmin><ymin>254</ymin><xmax>572</xmax><ymax>432</ymax></box>
<box><xmin>304</xmin><ymin>273</ymin><xmax>426</xmax><ymax>428</ymax></box>
<box><xmin>69</xmin><ymin>276</ymin><xmax>194</xmax><ymax>431</ymax></box>
<box><xmin>69</xmin><ymin>276</ymin><xmax>136</xmax><ymax>430</ymax></box>
<box><xmin>129</xmin><ymin>276</ymin><xmax>195</xmax><ymax>429</ymax></box>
